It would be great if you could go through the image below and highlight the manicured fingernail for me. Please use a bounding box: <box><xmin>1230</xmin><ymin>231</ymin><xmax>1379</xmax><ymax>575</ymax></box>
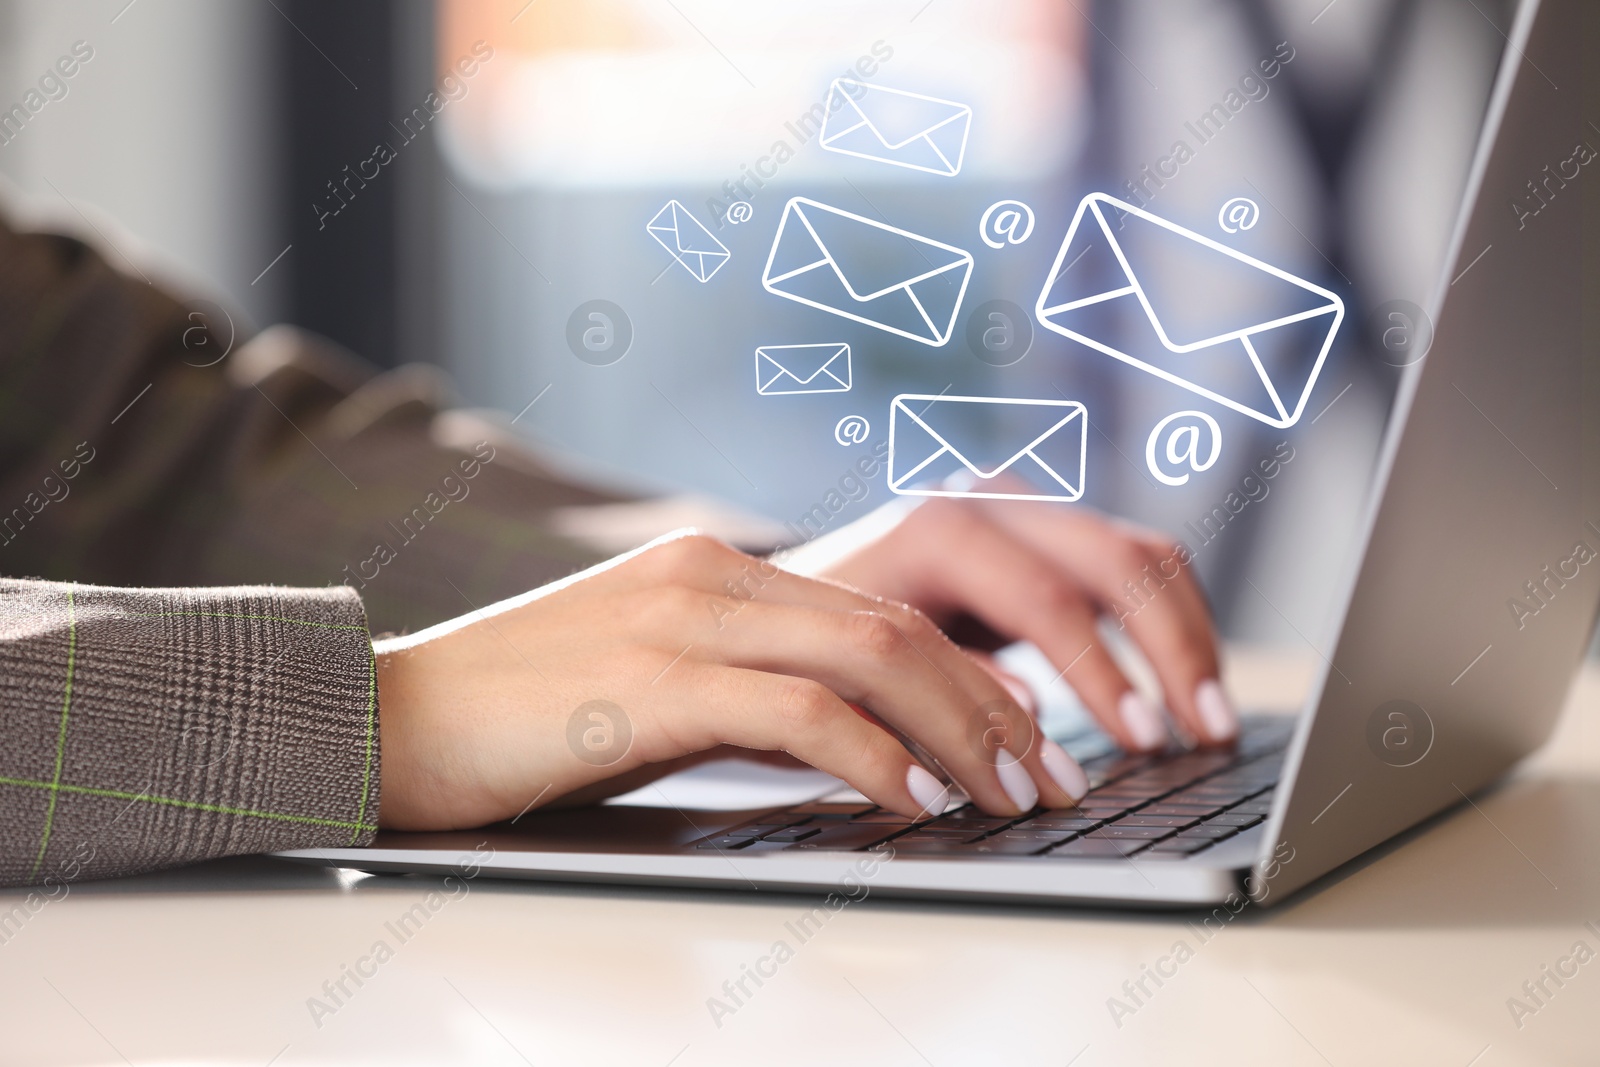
<box><xmin>998</xmin><ymin>674</ymin><xmax>1037</xmax><ymax>717</ymax></box>
<box><xmin>1120</xmin><ymin>691</ymin><xmax>1166</xmax><ymax>751</ymax></box>
<box><xmin>1195</xmin><ymin>679</ymin><xmax>1238</xmax><ymax>742</ymax></box>
<box><xmin>996</xmin><ymin>755</ymin><xmax>1039</xmax><ymax>813</ymax></box>
<box><xmin>905</xmin><ymin>765</ymin><xmax>950</xmax><ymax>819</ymax></box>
<box><xmin>1040</xmin><ymin>739</ymin><xmax>1089</xmax><ymax>802</ymax></box>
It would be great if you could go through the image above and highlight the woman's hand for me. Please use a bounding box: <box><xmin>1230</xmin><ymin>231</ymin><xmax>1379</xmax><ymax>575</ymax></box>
<box><xmin>375</xmin><ymin>532</ymin><xmax>1088</xmax><ymax>831</ymax></box>
<box><xmin>788</xmin><ymin>491</ymin><xmax>1233</xmax><ymax>752</ymax></box>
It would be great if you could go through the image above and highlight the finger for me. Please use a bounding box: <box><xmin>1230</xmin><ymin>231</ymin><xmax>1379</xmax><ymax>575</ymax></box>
<box><xmin>698</xmin><ymin>599</ymin><xmax>1087</xmax><ymax>813</ymax></box>
<box><xmin>668</xmin><ymin>664</ymin><xmax>952</xmax><ymax>821</ymax></box>
<box><xmin>890</xmin><ymin>503</ymin><xmax>1165</xmax><ymax>753</ymax></box>
<box><xmin>625</xmin><ymin>533</ymin><xmax>1088</xmax><ymax>810</ymax></box>
<box><xmin>963</xmin><ymin>649</ymin><xmax>1038</xmax><ymax>717</ymax></box>
<box><xmin>983</xmin><ymin>505</ymin><xmax>1230</xmax><ymax>743</ymax></box>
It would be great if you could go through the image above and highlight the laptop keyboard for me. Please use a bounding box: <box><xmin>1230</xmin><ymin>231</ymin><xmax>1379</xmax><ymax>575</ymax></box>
<box><xmin>691</xmin><ymin>717</ymin><xmax>1292</xmax><ymax>861</ymax></box>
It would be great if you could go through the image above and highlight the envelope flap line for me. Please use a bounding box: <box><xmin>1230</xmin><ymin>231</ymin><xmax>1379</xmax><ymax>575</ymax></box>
<box><xmin>792</xmin><ymin>200</ymin><xmax>971</xmax><ymax>302</ymax></box>
<box><xmin>661</xmin><ymin>201</ymin><xmax>730</xmax><ymax>257</ymax></box>
<box><xmin>899</xmin><ymin>398</ymin><xmax>1084</xmax><ymax>479</ymax></box>
<box><xmin>1086</xmin><ymin>194</ymin><xmax>1341</xmax><ymax>353</ymax></box>
<box><xmin>757</xmin><ymin>345</ymin><xmax>849</xmax><ymax>383</ymax></box>
<box><xmin>831</xmin><ymin>80</ymin><xmax>971</xmax><ymax>150</ymax></box>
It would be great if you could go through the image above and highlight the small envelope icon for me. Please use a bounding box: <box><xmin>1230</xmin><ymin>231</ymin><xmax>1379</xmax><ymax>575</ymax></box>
<box><xmin>1035</xmin><ymin>193</ymin><xmax>1345</xmax><ymax>428</ymax></box>
<box><xmin>755</xmin><ymin>343</ymin><xmax>852</xmax><ymax>395</ymax></box>
<box><xmin>888</xmin><ymin>394</ymin><xmax>1087</xmax><ymax>502</ymax></box>
<box><xmin>762</xmin><ymin>197</ymin><xmax>973</xmax><ymax>347</ymax></box>
<box><xmin>819</xmin><ymin>80</ymin><xmax>972</xmax><ymax>177</ymax></box>
<box><xmin>646</xmin><ymin>199</ymin><xmax>730</xmax><ymax>283</ymax></box>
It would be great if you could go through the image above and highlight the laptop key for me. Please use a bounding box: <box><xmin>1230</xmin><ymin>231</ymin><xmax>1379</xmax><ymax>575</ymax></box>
<box><xmin>791</xmin><ymin>802</ymin><xmax>877</xmax><ymax>819</ymax></box>
<box><xmin>790</xmin><ymin>824</ymin><xmax>899</xmax><ymax>851</ymax></box>
<box><xmin>1229</xmin><ymin>801</ymin><xmax>1273</xmax><ymax>815</ymax></box>
<box><xmin>1050</xmin><ymin>837</ymin><xmax>1150</xmax><ymax>858</ymax></box>
<box><xmin>904</xmin><ymin>829</ymin><xmax>985</xmax><ymax>843</ymax></box>
<box><xmin>737</xmin><ymin>814</ymin><xmax>813</xmax><ymax>831</ymax></box>
<box><xmin>885</xmin><ymin>838</ymin><xmax>974</xmax><ymax>856</ymax></box>
<box><xmin>969</xmin><ymin>836</ymin><xmax>1055</xmax><ymax>856</ymax></box>
<box><xmin>1164</xmin><ymin>790</ymin><xmax>1250</xmax><ymax>807</ymax></box>
<box><xmin>1013</xmin><ymin>817</ymin><xmax>1102</xmax><ymax>833</ymax></box>
<box><xmin>1092</xmin><ymin>825</ymin><xmax>1178</xmax><ymax>841</ymax></box>
<box><xmin>992</xmin><ymin>830</ymin><xmax>1080</xmax><ymax>844</ymax></box>
<box><xmin>930</xmin><ymin>814</ymin><xmax>1015</xmax><ymax>833</ymax></box>
<box><xmin>1112</xmin><ymin>814</ymin><xmax>1201</xmax><ymax>829</ymax></box>
<box><xmin>1075</xmin><ymin>804</ymin><xmax>1138</xmax><ymax>819</ymax></box>
<box><xmin>1206</xmin><ymin>812</ymin><xmax>1265</xmax><ymax>828</ymax></box>
<box><xmin>1175</xmin><ymin>824</ymin><xmax>1238</xmax><ymax>840</ymax></box>
<box><xmin>696</xmin><ymin>835</ymin><xmax>756</xmax><ymax>850</ymax></box>
<box><xmin>1082</xmin><ymin>756</ymin><xmax>1152</xmax><ymax>788</ymax></box>
<box><xmin>1142</xmin><ymin>805</ymin><xmax>1221</xmax><ymax>817</ymax></box>
<box><xmin>760</xmin><ymin>826</ymin><xmax>821</xmax><ymax>843</ymax></box>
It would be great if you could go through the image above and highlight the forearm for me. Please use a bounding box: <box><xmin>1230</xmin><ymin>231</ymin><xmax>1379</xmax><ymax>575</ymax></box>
<box><xmin>0</xmin><ymin>577</ymin><xmax>378</xmax><ymax>887</ymax></box>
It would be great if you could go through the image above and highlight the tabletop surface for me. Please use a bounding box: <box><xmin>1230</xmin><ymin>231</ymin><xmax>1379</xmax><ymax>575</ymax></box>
<box><xmin>2</xmin><ymin>648</ymin><xmax>1596</xmax><ymax>1067</ymax></box>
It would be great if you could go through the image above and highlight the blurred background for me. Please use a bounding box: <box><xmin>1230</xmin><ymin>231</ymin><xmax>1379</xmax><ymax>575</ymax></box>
<box><xmin>0</xmin><ymin>0</ymin><xmax>1513</xmax><ymax>649</ymax></box>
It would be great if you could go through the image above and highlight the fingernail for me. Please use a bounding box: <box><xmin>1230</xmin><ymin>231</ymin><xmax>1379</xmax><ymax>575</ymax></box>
<box><xmin>1120</xmin><ymin>691</ymin><xmax>1166</xmax><ymax>751</ymax></box>
<box><xmin>1194</xmin><ymin>679</ymin><xmax>1238</xmax><ymax>742</ymax></box>
<box><xmin>996</xmin><ymin>755</ymin><xmax>1039</xmax><ymax>813</ymax></box>
<box><xmin>1040</xmin><ymin>739</ymin><xmax>1089</xmax><ymax>802</ymax></box>
<box><xmin>905</xmin><ymin>765</ymin><xmax>950</xmax><ymax>820</ymax></box>
<box><xmin>998</xmin><ymin>674</ymin><xmax>1037</xmax><ymax>717</ymax></box>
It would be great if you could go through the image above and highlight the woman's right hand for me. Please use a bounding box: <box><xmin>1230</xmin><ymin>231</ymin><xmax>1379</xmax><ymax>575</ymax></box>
<box><xmin>374</xmin><ymin>531</ymin><xmax>1089</xmax><ymax>831</ymax></box>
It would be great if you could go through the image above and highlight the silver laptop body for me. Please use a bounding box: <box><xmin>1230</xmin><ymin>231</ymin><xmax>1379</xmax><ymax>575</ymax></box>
<box><xmin>283</xmin><ymin>0</ymin><xmax>1600</xmax><ymax>908</ymax></box>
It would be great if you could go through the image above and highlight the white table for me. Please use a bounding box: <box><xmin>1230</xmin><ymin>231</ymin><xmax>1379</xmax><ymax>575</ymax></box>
<box><xmin>2</xmin><ymin>649</ymin><xmax>1596</xmax><ymax>1066</ymax></box>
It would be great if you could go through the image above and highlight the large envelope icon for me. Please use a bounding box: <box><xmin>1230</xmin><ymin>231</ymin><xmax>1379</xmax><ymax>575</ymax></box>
<box><xmin>818</xmin><ymin>79</ymin><xmax>972</xmax><ymax>177</ymax></box>
<box><xmin>755</xmin><ymin>343</ymin><xmax>851</xmax><ymax>395</ymax></box>
<box><xmin>888</xmin><ymin>394</ymin><xmax>1087</xmax><ymax>502</ymax></box>
<box><xmin>646</xmin><ymin>199</ymin><xmax>730</xmax><ymax>283</ymax></box>
<box><xmin>1035</xmin><ymin>193</ymin><xmax>1345</xmax><ymax>428</ymax></box>
<box><xmin>762</xmin><ymin>197</ymin><xmax>973</xmax><ymax>347</ymax></box>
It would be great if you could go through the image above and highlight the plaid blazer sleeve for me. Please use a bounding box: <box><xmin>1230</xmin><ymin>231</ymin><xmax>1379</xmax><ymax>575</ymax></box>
<box><xmin>0</xmin><ymin>578</ymin><xmax>378</xmax><ymax>887</ymax></box>
<box><xmin>0</xmin><ymin>210</ymin><xmax>648</xmax><ymax>886</ymax></box>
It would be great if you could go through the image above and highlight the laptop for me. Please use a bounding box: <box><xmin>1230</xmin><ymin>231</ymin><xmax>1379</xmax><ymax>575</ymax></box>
<box><xmin>282</xmin><ymin>0</ymin><xmax>1600</xmax><ymax>908</ymax></box>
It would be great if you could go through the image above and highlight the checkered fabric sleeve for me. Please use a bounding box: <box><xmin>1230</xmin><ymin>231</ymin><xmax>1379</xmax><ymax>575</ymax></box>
<box><xmin>0</xmin><ymin>578</ymin><xmax>379</xmax><ymax>887</ymax></box>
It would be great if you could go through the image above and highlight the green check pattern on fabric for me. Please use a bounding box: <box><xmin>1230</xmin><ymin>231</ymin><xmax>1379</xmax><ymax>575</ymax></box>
<box><xmin>29</xmin><ymin>585</ymin><xmax>76</xmax><ymax>878</ymax></box>
<box><xmin>0</xmin><ymin>208</ymin><xmax>641</xmax><ymax>888</ymax></box>
<box><xmin>0</xmin><ymin>580</ymin><xmax>380</xmax><ymax>887</ymax></box>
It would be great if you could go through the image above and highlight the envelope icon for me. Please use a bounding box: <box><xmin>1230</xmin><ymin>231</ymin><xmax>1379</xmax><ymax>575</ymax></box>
<box><xmin>1035</xmin><ymin>193</ymin><xmax>1345</xmax><ymax>428</ymax></box>
<box><xmin>646</xmin><ymin>199</ymin><xmax>730</xmax><ymax>283</ymax></box>
<box><xmin>888</xmin><ymin>394</ymin><xmax>1087</xmax><ymax>502</ymax></box>
<box><xmin>762</xmin><ymin>197</ymin><xmax>973</xmax><ymax>347</ymax></box>
<box><xmin>819</xmin><ymin>80</ymin><xmax>972</xmax><ymax>177</ymax></box>
<box><xmin>755</xmin><ymin>343</ymin><xmax>852</xmax><ymax>395</ymax></box>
